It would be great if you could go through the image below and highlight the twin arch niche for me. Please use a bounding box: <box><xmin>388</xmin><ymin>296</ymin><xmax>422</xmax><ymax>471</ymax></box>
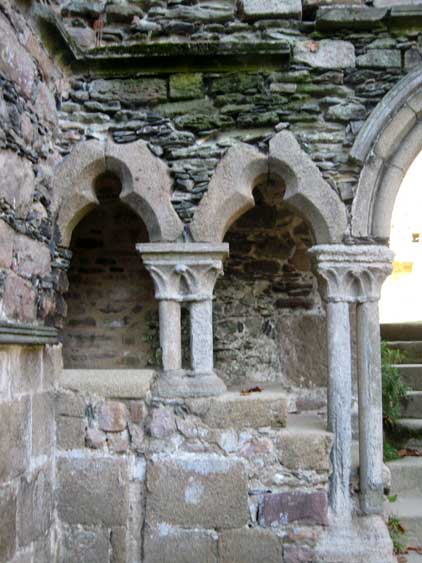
<box><xmin>55</xmin><ymin>132</ymin><xmax>346</xmax><ymax>394</ymax></box>
<box><xmin>54</xmin><ymin>130</ymin><xmax>347</xmax><ymax>249</ymax></box>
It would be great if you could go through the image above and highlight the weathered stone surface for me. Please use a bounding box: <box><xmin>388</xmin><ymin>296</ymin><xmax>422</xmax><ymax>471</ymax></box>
<box><xmin>0</xmin><ymin>14</ymin><xmax>36</xmax><ymax>99</ymax></box>
<box><xmin>2</xmin><ymin>273</ymin><xmax>37</xmax><ymax>322</ymax></box>
<box><xmin>276</xmin><ymin>429</ymin><xmax>333</xmax><ymax>471</ymax></box>
<box><xmin>60</xmin><ymin>369</ymin><xmax>154</xmax><ymax>399</ymax></box>
<box><xmin>219</xmin><ymin>528</ymin><xmax>282</xmax><ymax>563</ymax></box>
<box><xmin>0</xmin><ymin>220</ymin><xmax>14</xmax><ymax>268</ymax></box>
<box><xmin>56</xmin><ymin>416</ymin><xmax>86</xmax><ymax>451</ymax></box>
<box><xmin>293</xmin><ymin>40</ymin><xmax>355</xmax><ymax>70</ymax></box>
<box><xmin>144</xmin><ymin>525</ymin><xmax>218</xmax><ymax>563</ymax></box>
<box><xmin>91</xmin><ymin>79</ymin><xmax>167</xmax><ymax>104</ymax></box>
<box><xmin>188</xmin><ymin>390</ymin><xmax>288</xmax><ymax>429</ymax></box>
<box><xmin>0</xmin><ymin>484</ymin><xmax>17</xmax><ymax>562</ymax></box>
<box><xmin>57</xmin><ymin>457</ymin><xmax>129</xmax><ymax>527</ymax></box>
<box><xmin>98</xmin><ymin>400</ymin><xmax>128</xmax><ymax>432</ymax></box>
<box><xmin>260</xmin><ymin>490</ymin><xmax>329</xmax><ymax>527</ymax></box>
<box><xmin>316</xmin><ymin>7</ymin><xmax>387</xmax><ymax>29</ymax></box>
<box><xmin>61</xmin><ymin>525</ymin><xmax>110</xmax><ymax>563</ymax></box>
<box><xmin>240</xmin><ymin>0</ymin><xmax>302</xmax><ymax>19</ymax></box>
<box><xmin>17</xmin><ymin>465</ymin><xmax>53</xmax><ymax>547</ymax></box>
<box><xmin>190</xmin><ymin>143</ymin><xmax>267</xmax><ymax>242</ymax></box>
<box><xmin>374</xmin><ymin>0</ymin><xmax>422</xmax><ymax>4</ymax></box>
<box><xmin>56</xmin><ymin>390</ymin><xmax>86</xmax><ymax>418</ymax></box>
<box><xmin>32</xmin><ymin>392</ymin><xmax>54</xmax><ymax>457</ymax></box>
<box><xmin>170</xmin><ymin>74</ymin><xmax>204</xmax><ymax>100</ymax></box>
<box><xmin>277</xmin><ymin>313</ymin><xmax>327</xmax><ymax>388</ymax></box>
<box><xmin>149</xmin><ymin>406</ymin><xmax>176</xmax><ymax>438</ymax></box>
<box><xmin>11</xmin><ymin>346</ymin><xmax>42</xmax><ymax>395</ymax></box>
<box><xmin>356</xmin><ymin>49</ymin><xmax>401</xmax><ymax>69</ymax></box>
<box><xmin>146</xmin><ymin>453</ymin><xmax>248</xmax><ymax>528</ymax></box>
<box><xmin>106</xmin><ymin>140</ymin><xmax>184</xmax><ymax>242</ymax></box>
<box><xmin>0</xmin><ymin>398</ymin><xmax>30</xmax><ymax>482</ymax></box>
<box><xmin>0</xmin><ymin>152</ymin><xmax>34</xmax><ymax>214</ymax></box>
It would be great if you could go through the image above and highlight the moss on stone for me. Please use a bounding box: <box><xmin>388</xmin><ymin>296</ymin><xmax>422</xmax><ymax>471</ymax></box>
<box><xmin>169</xmin><ymin>73</ymin><xmax>204</xmax><ymax>100</ymax></box>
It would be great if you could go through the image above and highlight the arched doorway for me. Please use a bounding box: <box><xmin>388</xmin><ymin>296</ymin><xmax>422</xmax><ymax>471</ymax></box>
<box><xmin>380</xmin><ymin>151</ymin><xmax>422</xmax><ymax>324</ymax></box>
<box><xmin>61</xmin><ymin>172</ymin><xmax>158</xmax><ymax>369</ymax></box>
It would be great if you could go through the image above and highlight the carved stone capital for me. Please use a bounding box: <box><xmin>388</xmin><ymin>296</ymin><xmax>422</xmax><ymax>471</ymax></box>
<box><xmin>136</xmin><ymin>243</ymin><xmax>229</xmax><ymax>302</ymax></box>
<box><xmin>310</xmin><ymin>244</ymin><xmax>393</xmax><ymax>303</ymax></box>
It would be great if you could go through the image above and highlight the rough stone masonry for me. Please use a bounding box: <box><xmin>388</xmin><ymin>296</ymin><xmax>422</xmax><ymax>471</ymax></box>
<box><xmin>1</xmin><ymin>0</ymin><xmax>420</xmax><ymax>560</ymax></box>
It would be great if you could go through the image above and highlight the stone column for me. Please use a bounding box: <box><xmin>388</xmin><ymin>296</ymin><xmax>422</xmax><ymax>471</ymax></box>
<box><xmin>311</xmin><ymin>245</ymin><xmax>355</xmax><ymax>519</ymax></box>
<box><xmin>137</xmin><ymin>243</ymin><xmax>229</xmax><ymax>398</ymax></box>
<box><xmin>311</xmin><ymin>244</ymin><xmax>393</xmax><ymax>519</ymax></box>
<box><xmin>354</xmin><ymin>247</ymin><xmax>393</xmax><ymax>515</ymax></box>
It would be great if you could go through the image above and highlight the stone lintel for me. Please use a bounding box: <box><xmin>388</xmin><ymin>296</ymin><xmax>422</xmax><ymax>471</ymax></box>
<box><xmin>310</xmin><ymin>244</ymin><xmax>393</xmax><ymax>302</ymax></box>
<box><xmin>0</xmin><ymin>322</ymin><xmax>58</xmax><ymax>346</ymax></box>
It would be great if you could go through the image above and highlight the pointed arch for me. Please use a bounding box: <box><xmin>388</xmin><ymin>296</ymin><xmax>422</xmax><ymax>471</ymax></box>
<box><xmin>54</xmin><ymin>139</ymin><xmax>184</xmax><ymax>246</ymax></box>
<box><xmin>190</xmin><ymin>130</ymin><xmax>347</xmax><ymax>244</ymax></box>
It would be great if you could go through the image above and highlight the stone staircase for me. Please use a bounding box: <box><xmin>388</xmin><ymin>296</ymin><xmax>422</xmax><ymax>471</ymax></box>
<box><xmin>382</xmin><ymin>324</ymin><xmax>422</xmax><ymax>558</ymax></box>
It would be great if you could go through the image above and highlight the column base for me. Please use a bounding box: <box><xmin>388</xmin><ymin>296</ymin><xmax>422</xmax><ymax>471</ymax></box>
<box><xmin>153</xmin><ymin>370</ymin><xmax>227</xmax><ymax>398</ymax></box>
<box><xmin>315</xmin><ymin>515</ymin><xmax>395</xmax><ymax>563</ymax></box>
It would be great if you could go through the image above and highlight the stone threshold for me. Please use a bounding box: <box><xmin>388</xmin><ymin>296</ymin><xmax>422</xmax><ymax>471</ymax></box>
<box><xmin>0</xmin><ymin>322</ymin><xmax>58</xmax><ymax>345</ymax></box>
<box><xmin>60</xmin><ymin>369</ymin><xmax>155</xmax><ymax>399</ymax></box>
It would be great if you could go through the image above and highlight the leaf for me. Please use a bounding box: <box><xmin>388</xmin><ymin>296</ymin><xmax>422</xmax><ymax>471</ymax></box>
<box><xmin>388</xmin><ymin>494</ymin><xmax>398</xmax><ymax>503</ymax></box>
<box><xmin>398</xmin><ymin>448</ymin><xmax>422</xmax><ymax>457</ymax></box>
<box><xmin>240</xmin><ymin>386</ymin><xmax>263</xmax><ymax>395</ymax></box>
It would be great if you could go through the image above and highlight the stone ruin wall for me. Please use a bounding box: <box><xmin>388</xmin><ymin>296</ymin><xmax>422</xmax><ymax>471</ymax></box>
<box><xmin>0</xmin><ymin>1</ymin><xmax>63</xmax><ymax>561</ymax></box>
<box><xmin>0</xmin><ymin>0</ymin><xmax>418</xmax><ymax>561</ymax></box>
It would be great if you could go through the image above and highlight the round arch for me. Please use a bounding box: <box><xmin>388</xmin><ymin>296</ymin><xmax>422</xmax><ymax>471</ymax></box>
<box><xmin>190</xmin><ymin>130</ymin><xmax>347</xmax><ymax>244</ymax></box>
<box><xmin>53</xmin><ymin>139</ymin><xmax>184</xmax><ymax>246</ymax></box>
<box><xmin>351</xmin><ymin>67</ymin><xmax>422</xmax><ymax>239</ymax></box>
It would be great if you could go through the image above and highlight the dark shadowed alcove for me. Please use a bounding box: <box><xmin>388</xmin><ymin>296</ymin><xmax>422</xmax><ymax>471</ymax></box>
<box><xmin>61</xmin><ymin>172</ymin><xmax>158</xmax><ymax>369</ymax></box>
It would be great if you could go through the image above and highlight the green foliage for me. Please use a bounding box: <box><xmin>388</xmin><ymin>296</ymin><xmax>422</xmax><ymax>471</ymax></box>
<box><xmin>384</xmin><ymin>440</ymin><xmax>400</xmax><ymax>463</ymax></box>
<box><xmin>381</xmin><ymin>342</ymin><xmax>408</xmax><ymax>427</ymax></box>
<box><xmin>387</xmin><ymin>515</ymin><xmax>407</xmax><ymax>555</ymax></box>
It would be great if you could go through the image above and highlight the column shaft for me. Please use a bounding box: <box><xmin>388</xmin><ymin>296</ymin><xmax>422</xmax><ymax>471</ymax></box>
<box><xmin>326</xmin><ymin>300</ymin><xmax>352</xmax><ymax>518</ymax></box>
<box><xmin>357</xmin><ymin>300</ymin><xmax>384</xmax><ymax>514</ymax></box>
<box><xmin>190</xmin><ymin>300</ymin><xmax>213</xmax><ymax>373</ymax></box>
<box><xmin>159</xmin><ymin>300</ymin><xmax>181</xmax><ymax>371</ymax></box>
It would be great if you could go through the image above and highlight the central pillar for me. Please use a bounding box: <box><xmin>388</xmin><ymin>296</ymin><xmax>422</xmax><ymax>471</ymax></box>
<box><xmin>137</xmin><ymin>242</ymin><xmax>229</xmax><ymax>398</ymax></box>
<box><xmin>311</xmin><ymin>245</ymin><xmax>355</xmax><ymax>519</ymax></box>
<box><xmin>311</xmin><ymin>244</ymin><xmax>393</xmax><ymax>519</ymax></box>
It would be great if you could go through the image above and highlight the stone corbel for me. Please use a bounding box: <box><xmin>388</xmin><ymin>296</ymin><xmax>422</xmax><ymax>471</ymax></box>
<box><xmin>137</xmin><ymin>242</ymin><xmax>229</xmax><ymax>398</ymax></box>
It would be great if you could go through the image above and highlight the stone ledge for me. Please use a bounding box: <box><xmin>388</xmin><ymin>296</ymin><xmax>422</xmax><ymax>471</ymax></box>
<box><xmin>0</xmin><ymin>322</ymin><xmax>58</xmax><ymax>345</ymax></box>
<box><xmin>187</xmin><ymin>388</ymin><xmax>288</xmax><ymax>429</ymax></box>
<box><xmin>60</xmin><ymin>369</ymin><xmax>155</xmax><ymax>399</ymax></box>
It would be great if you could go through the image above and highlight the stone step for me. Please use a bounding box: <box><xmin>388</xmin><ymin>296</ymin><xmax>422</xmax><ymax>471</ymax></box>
<box><xmin>403</xmin><ymin>552</ymin><xmax>422</xmax><ymax>563</ymax></box>
<box><xmin>385</xmin><ymin>495</ymin><xmax>422</xmax><ymax>547</ymax></box>
<box><xmin>387</xmin><ymin>457</ymin><xmax>422</xmax><ymax>496</ymax></box>
<box><xmin>395</xmin><ymin>364</ymin><xmax>422</xmax><ymax>391</ymax></box>
<box><xmin>401</xmin><ymin>391</ymin><xmax>422</xmax><ymax>419</ymax></box>
<box><xmin>390</xmin><ymin>418</ymin><xmax>422</xmax><ymax>449</ymax></box>
<box><xmin>388</xmin><ymin>342</ymin><xmax>422</xmax><ymax>364</ymax></box>
<box><xmin>382</xmin><ymin>323</ymin><xmax>422</xmax><ymax>342</ymax></box>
